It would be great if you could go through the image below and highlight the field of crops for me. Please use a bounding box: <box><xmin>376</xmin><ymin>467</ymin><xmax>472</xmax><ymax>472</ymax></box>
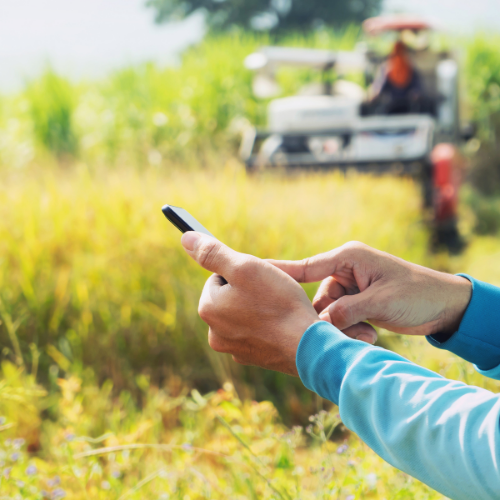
<box><xmin>1</xmin><ymin>30</ymin><xmax>500</xmax><ymax>499</ymax></box>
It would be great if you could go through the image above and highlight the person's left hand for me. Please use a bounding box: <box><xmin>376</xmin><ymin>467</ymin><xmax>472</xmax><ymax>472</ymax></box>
<box><xmin>181</xmin><ymin>232</ymin><xmax>320</xmax><ymax>376</ymax></box>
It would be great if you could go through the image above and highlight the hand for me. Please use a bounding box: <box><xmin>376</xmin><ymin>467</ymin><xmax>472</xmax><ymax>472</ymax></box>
<box><xmin>269</xmin><ymin>242</ymin><xmax>472</xmax><ymax>344</ymax></box>
<box><xmin>181</xmin><ymin>232</ymin><xmax>320</xmax><ymax>376</ymax></box>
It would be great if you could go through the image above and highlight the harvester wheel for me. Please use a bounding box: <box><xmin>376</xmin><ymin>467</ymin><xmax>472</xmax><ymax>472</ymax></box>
<box><xmin>429</xmin><ymin>144</ymin><xmax>466</xmax><ymax>254</ymax></box>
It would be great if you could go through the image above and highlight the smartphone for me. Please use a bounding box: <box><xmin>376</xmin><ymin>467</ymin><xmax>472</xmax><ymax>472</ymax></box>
<box><xmin>161</xmin><ymin>205</ymin><xmax>215</xmax><ymax>238</ymax></box>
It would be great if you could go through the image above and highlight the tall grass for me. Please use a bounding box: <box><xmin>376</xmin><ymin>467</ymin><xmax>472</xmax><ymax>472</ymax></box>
<box><xmin>0</xmin><ymin>30</ymin><xmax>361</xmax><ymax>168</ymax></box>
<box><xmin>1</xmin><ymin>366</ymin><xmax>449</xmax><ymax>499</ymax></box>
<box><xmin>2</xmin><ymin>29</ymin><xmax>500</xmax><ymax>499</ymax></box>
<box><xmin>0</xmin><ymin>29</ymin><xmax>497</xmax><ymax>171</ymax></box>
<box><xmin>463</xmin><ymin>35</ymin><xmax>500</xmax><ymax>214</ymax></box>
<box><xmin>465</xmin><ymin>35</ymin><xmax>500</xmax><ymax>142</ymax></box>
<box><xmin>0</xmin><ymin>163</ymin><xmax>429</xmax><ymax>418</ymax></box>
<box><xmin>0</xmin><ymin>30</ymin><xmax>496</xmax><ymax>173</ymax></box>
<box><xmin>3</xmin><ymin>160</ymin><xmax>467</xmax><ymax>499</ymax></box>
<box><xmin>25</xmin><ymin>70</ymin><xmax>78</xmax><ymax>158</ymax></box>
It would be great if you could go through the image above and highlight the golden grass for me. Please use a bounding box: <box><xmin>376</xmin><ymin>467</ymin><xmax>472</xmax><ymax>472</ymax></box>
<box><xmin>0</xmin><ymin>162</ymin><xmax>428</xmax><ymax>397</ymax></box>
<box><xmin>1</xmin><ymin>162</ymin><xmax>500</xmax><ymax>499</ymax></box>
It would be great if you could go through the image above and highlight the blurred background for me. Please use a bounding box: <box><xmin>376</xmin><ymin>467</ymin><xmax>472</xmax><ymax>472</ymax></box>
<box><xmin>2</xmin><ymin>1</ymin><xmax>500</xmax><ymax>498</ymax></box>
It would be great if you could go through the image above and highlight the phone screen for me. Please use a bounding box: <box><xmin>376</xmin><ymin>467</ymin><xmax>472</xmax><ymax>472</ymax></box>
<box><xmin>162</xmin><ymin>205</ymin><xmax>215</xmax><ymax>238</ymax></box>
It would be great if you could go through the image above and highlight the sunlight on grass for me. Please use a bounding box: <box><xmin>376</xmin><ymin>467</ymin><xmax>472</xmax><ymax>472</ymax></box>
<box><xmin>1</xmin><ymin>28</ymin><xmax>500</xmax><ymax>499</ymax></box>
<box><xmin>1</xmin><ymin>162</ymin><xmax>499</xmax><ymax>498</ymax></box>
<box><xmin>1</xmin><ymin>368</ymin><xmax>447</xmax><ymax>499</ymax></box>
<box><xmin>0</xmin><ymin>164</ymin><xmax>426</xmax><ymax>399</ymax></box>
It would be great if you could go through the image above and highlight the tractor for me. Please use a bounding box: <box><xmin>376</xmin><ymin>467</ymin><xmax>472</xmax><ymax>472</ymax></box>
<box><xmin>240</xmin><ymin>15</ymin><xmax>472</xmax><ymax>252</ymax></box>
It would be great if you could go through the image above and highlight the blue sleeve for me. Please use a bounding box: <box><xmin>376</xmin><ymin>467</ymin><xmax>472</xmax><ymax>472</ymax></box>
<box><xmin>427</xmin><ymin>274</ymin><xmax>500</xmax><ymax>378</ymax></box>
<box><xmin>297</xmin><ymin>322</ymin><xmax>500</xmax><ymax>500</ymax></box>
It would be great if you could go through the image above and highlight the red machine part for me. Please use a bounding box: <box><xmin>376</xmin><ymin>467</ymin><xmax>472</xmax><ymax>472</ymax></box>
<box><xmin>431</xmin><ymin>143</ymin><xmax>463</xmax><ymax>222</ymax></box>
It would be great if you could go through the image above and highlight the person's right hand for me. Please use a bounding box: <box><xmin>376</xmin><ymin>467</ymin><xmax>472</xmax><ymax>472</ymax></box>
<box><xmin>269</xmin><ymin>242</ymin><xmax>472</xmax><ymax>344</ymax></box>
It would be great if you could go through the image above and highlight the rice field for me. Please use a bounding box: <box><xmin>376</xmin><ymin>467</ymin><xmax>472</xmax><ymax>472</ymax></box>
<box><xmin>1</xmin><ymin>29</ymin><xmax>500</xmax><ymax>499</ymax></box>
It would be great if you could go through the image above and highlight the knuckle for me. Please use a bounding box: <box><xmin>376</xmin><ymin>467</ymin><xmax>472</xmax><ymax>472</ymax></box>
<box><xmin>197</xmin><ymin>240</ymin><xmax>222</xmax><ymax>269</ymax></box>
<box><xmin>198</xmin><ymin>301</ymin><xmax>213</xmax><ymax>323</ymax></box>
<box><xmin>299</xmin><ymin>257</ymin><xmax>312</xmax><ymax>282</ymax></box>
<box><xmin>232</xmin><ymin>258</ymin><xmax>258</xmax><ymax>279</ymax></box>
<box><xmin>343</xmin><ymin>240</ymin><xmax>367</xmax><ymax>253</ymax></box>
<box><xmin>332</xmin><ymin>300</ymin><xmax>351</xmax><ymax>326</ymax></box>
<box><xmin>312</xmin><ymin>288</ymin><xmax>328</xmax><ymax>309</ymax></box>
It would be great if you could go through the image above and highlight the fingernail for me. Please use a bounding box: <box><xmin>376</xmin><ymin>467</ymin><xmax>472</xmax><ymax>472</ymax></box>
<box><xmin>356</xmin><ymin>334</ymin><xmax>375</xmax><ymax>344</ymax></box>
<box><xmin>181</xmin><ymin>231</ymin><xmax>201</xmax><ymax>251</ymax></box>
<box><xmin>319</xmin><ymin>312</ymin><xmax>331</xmax><ymax>322</ymax></box>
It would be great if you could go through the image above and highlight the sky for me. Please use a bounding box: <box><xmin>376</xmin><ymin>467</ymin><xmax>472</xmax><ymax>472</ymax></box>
<box><xmin>0</xmin><ymin>0</ymin><xmax>204</xmax><ymax>92</ymax></box>
<box><xmin>1</xmin><ymin>0</ymin><xmax>499</xmax><ymax>92</ymax></box>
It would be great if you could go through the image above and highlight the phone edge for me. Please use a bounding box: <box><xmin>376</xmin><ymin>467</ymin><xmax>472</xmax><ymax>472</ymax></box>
<box><xmin>161</xmin><ymin>205</ymin><xmax>194</xmax><ymax>233</ymax></box>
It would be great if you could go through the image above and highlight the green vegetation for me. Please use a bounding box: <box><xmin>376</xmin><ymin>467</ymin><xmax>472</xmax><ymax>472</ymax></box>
<box><xmin>1</xmin><ymin>30</ymin><xmax>500</xmax><ymax>498</ymax></box>
<box><xmin>3</xmin><ymin>163</ymin><xmax>500</xmax><ymax>500</ymax></box>
<box><xmin>0</xmin><ymin>365</ymin><xmax>451</xmax><ymax>499</ymax></box>
<box><xmin>0</xmin><ymin>166</ymin><xmax>427</xmax><ymax>414</ymax></box>
<box><xmin>25</xmin><ymin>71</ymin><xmax>78</xmax><ymax>159</ymax></box>
<box><xmin>464</xmin><ymin>34</ymin><xmax>500</xmax><ymax>217</ymax></box>
<box><xmin>0</xmin><ymin>30</ymin><xmax>361</xmax><ymax>170</ymax></box>
<box><xmin>465</xmin><ymin>35</ymin><xmax>500</xmax><ymax>143</ymax></box>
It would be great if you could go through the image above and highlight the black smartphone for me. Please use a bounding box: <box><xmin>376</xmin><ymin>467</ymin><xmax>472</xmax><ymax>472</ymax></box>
<box><xmin>161</xmin><ymin>205</ymin><xmax>215</xmax><ymax>238</ymax></box>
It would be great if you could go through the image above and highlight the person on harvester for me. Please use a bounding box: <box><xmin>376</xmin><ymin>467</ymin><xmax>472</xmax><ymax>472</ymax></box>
<box><xmin>371</xmin><ymin>40</ymin><xmax>423</xmax><ymax>114</ymax></box>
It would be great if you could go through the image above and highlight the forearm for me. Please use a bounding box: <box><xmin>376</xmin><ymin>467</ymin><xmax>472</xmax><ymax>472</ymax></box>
<box><xmin>297</xmin><ymin>322</ymin><xmax>500</xmax><ymax>500</ymax></box>
<box><xmin>427</xmin><ymin>275</ymin><xmax>500</xmax><ymax>376</ymax></box>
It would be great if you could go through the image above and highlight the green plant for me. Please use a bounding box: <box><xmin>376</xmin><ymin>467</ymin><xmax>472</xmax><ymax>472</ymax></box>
<box><xmin>0</xmin><ymin>30</ymin><xmax>361</xmax><ymax>168</ymax></box>
<box><xmin>0</xmin><ymin>366</ymin><xmax>444</xmax><ymax>499</ymax></box>
<box><xmin>24</xmin><ymin>70</ymin><xmax>78</xmax><ymax>158</ymax></box>
<box><xmin>465</xmin><ymin>35</ymin><xmax>500</xmax><ymax>143</ymax></box>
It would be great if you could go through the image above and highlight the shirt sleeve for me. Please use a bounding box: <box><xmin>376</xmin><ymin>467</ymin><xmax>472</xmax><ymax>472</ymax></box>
<box><xmin>297</xmin><ymin>321</ymin><xmax>500</xmax><ymax>500</ymax></box>
<box><xmin>427</xmin><ymin>274</ymin><xmax>500</xmax><ymax>378</ymax></box>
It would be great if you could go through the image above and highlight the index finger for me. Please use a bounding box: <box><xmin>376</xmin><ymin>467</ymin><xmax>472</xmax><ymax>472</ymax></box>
<box><xmin>267</xmin><ymin>241</ymin><xmax>372</xmax><ymax>284</ymax></box>
<box><xmin>267</xmin><ymin>249</ymin><xmax>345</xmax><ymax>283</ymax></box>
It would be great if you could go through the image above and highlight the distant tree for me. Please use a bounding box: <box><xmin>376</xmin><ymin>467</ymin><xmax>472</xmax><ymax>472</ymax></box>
<box><xmin>146</xmin><ymin>0</ymin><xmax>382</xmax><ymax>32</ymax></box>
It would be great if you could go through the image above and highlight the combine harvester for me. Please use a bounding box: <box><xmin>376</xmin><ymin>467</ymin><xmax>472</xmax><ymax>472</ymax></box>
<box><xmin>240</xmin><ymin>16</ymin><xmax>472</xmax><ymax>252</ymax></box>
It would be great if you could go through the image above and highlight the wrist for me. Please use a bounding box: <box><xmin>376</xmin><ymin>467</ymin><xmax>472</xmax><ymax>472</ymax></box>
<box><xmin>287</xmin><ymin>313</ymin><xmax>320</xmax><ymax>377</ymax></box>
<box><xmin>436</xmin><ymin>275</ymin><xmax>472</xmax><ymax>337</ymax></box>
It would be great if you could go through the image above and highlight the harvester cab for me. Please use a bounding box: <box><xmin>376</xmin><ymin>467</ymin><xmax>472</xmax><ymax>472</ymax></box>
<box><xmin>240</xmin><ymin>16</ymin><xmax>466</xmax><ymax>252</ymax></box>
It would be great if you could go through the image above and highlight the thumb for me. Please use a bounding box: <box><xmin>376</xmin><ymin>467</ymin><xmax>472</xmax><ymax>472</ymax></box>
<box><xmin>325</xmin><ymin>291</ymin><xmax>376</xmax><ymax>331</ymax></box>
<box><xmin>181</xmin><ymin>231</ymin><xmax>242</xmax><ymax>280</ymax></box>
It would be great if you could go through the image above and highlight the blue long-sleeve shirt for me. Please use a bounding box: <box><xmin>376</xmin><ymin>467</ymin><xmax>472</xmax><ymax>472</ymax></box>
<box><xmin>296</xmin><ymin>275</ymin><xmax>500</xmax><ymax>499</ymax></box>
